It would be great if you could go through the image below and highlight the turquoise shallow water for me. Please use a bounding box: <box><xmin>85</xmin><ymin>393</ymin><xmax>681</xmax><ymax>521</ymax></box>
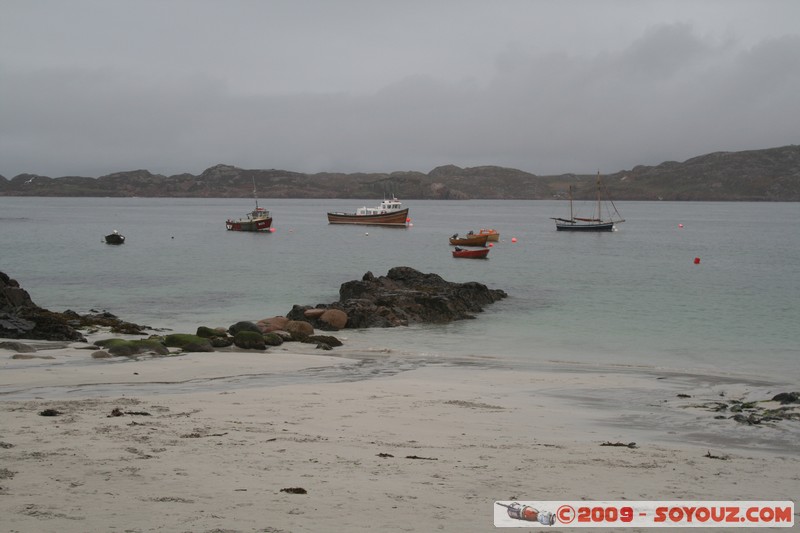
<box><xmin>1</xmin><ymin>197</ymin><xmax>798</xmax><ymax>382</ymax></box>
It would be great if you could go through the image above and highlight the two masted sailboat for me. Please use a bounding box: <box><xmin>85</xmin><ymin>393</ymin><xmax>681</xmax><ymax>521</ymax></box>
<box><xmin>552</xmin><ymin>172</ymin><xmax>625</xmax><ymax>232</ymax></box>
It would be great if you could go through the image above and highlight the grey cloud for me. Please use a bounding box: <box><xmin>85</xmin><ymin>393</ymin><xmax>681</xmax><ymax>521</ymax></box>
<box><xmin>1</xmin><ymin>10</ymin><xmax>800</xmax><ymax>179</ymax></box>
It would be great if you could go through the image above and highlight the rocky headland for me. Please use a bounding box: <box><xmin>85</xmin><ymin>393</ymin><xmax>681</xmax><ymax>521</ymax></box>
<box><xmin>1</xmin><ymin>267</ymin><xmax>506</xmax><ymax>355</ymax></box>
<box><xmin>286</xmin><ymin>266</ymin><xmax>508</xmax><ymax>329</ymax></box>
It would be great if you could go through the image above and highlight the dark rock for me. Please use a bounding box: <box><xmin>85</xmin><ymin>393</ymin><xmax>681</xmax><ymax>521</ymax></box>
<box><xmin>771</xmin><ymin>392</ymin><xmax>800</xmax><ymax>404</ymax></box>
<box><xmin>287</xmin><ymin>267</ymin><xmax>506</xmax><ymax>329</ymax></box>
<box><xmin>732</xmin><ymin>413</ymin><xmax>761</xmax><ymax>425</ymax></box>
<box><xmin>305</xmin><ymin>335</ymin><xmax>343</xmax><ymax>347</ymax></box>
<box><xmin>209</xmin><ymin>336</ymin><xmax>233</xmax><ymax>348</ymax></box>
<box><xmin>338</xmin><ymin>267</ymin><xmax>507</xmax><ymax>328</ymax></box>
<box><xmin>232</xmin><ymin>330</ymin><xmax>266</xmax><ymax>350</ymax></box>
<box><xmin>286</xmin><ymin>305</ymin><xmax>313</xmax><ymax>322</ymax></box>
<box><xmin>1</xmin><ymin>271</ymin><xmax>85</xmax><ymax>341</ymax></box>
<box><xmin>0</xmin><ymin>272</ymin><xmax>37</xmax><ymax>309</ymax></box>
<box><xmin>1</xmin><ymin>271</ymin><xmax>149</xmax><ymax>341</ymax></box>
<box><xmin>228</xmin><ymin>321</ymin><xmax>261</xmax><ymax>336</ymax></box>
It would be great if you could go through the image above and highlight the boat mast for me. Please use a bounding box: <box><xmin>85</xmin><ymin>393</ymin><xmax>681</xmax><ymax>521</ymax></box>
<box><xmin>252</xmin><ymin>176</ymin><xmax>259</xmax><ymax>209</ymax></box>
<box><xmin>569</xmin><ymin>185</ymin><xmax>574</xmax><ymax>220</ymax></box>
<box><xmin>596</xmin><ymin>171</ymin><xmax>602</xmax><ymax>221</ymax></box>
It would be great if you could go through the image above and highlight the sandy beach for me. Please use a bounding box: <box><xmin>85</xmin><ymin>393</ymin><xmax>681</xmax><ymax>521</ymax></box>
<box><xmin>1</xmin><ymin>337</ymin><xmax>798</xmax><ymax>532</ymax></box>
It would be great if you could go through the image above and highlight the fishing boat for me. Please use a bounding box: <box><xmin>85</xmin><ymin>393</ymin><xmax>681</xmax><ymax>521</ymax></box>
<box><xmin>449</xmin><ymin>232</ymin><xmax>489</xmax><ymax>246</ymax></box>
<box><xmin>478</xmin><ymin>228</ymin><xmax>500</xmax><ymax>241</ymax></box>
<box><xmin>226</xmin><ymin>178</ymin><xmax>273</xmax><ymax>232</ymax></box>
<box><xmin>452</xmin><ymin>246</ymin><xmax>490</xmax><ymax>259</ymax></box>
<box><xmin>551</xmin><ymin>172</ymin><xmax>625</xmax><ymax>232</ymax></box>
<box><xmin>327</xmin><ymin>197</ymin><xmax>409</xmax><ymax>226</ymax></box>
<box><xmin>104</xmin><ymin>230</ymin><xmax>125</xmax><ymax>245</ymax></box>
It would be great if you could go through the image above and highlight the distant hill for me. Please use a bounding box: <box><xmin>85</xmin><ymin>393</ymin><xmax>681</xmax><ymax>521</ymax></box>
<box><xmin>1</xmin><ymin>145</ymin><xmax>799</xmax><ymax>201</ymax></box>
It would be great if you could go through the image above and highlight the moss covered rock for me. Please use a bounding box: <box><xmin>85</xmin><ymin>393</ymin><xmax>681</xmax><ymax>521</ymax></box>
<box><xmin>95</xmin><ymin>338</ymin><xmax>169</xmax><ymax>357</ymax></box>
<box><xmin>263</xmin><ymin>333</ymin><xmax>284</xmax><ymax>346</ymax></box>
<box><xmin>196</xmin><ymin>326</ymin><xmax>228</xmax><ymax>338</ymax></box>
<box><xmin>233</xmin><ymin>330</ymin><xmax>267</xmax><ymax>350</ymax></box>
<box><xmin>164</xmin><ymin>334</ymin><xmax>214</xmax><ymax>352</ymax></box>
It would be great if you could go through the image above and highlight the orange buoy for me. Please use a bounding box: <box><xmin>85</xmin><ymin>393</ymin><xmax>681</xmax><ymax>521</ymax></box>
<box><xmin>693</xmin><ymin>257</ymin><xmax>700</xmax><ymax>264</ymax></box>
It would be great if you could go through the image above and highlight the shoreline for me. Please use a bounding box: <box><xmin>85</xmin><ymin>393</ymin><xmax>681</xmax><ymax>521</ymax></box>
<box><xmin>2</xmin><ymin>334</ymin><xmax>798</xmax><ymax>453</ymax></box>
<box><xmin>2</xmin><ymin>335</ymin><xmax>798</xmax><ymax>532</ymax></box>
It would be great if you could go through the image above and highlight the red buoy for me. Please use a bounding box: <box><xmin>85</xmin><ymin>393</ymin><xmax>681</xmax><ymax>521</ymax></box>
<box><xmin>693</xmin><ymin>257</ymin><xmax>700</xmax><ymax>264</ymax></box>
<box><xmin>511</xmin><ymin>237</ymin><xmax>517</xmax><ymax>243</ymax></box>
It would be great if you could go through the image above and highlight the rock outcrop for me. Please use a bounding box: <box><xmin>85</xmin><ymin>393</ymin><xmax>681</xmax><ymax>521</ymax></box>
<box><xmin>288</xmin><ymin>266</ymin><xmax>507</xmax><ymax>329</ymax></box>
<box><xmin>1</xmin><ymin>271</ymin><xmax>86</xmax><ymax>341</ymax></box>
<box><xmin>0</xmin><ymin>271</ymin><xmax>148</xmax><ymax>341</ymax></box>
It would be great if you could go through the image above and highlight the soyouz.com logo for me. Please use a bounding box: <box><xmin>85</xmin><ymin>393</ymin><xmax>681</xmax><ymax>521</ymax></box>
<box><xmin>494</xmin><ymin>500</ymin><xmax>794</xmax><ymax>528</ymax></box>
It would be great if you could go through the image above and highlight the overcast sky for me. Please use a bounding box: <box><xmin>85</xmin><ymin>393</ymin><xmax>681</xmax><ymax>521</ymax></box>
<box><xmin>2</xmin><ymin>0</ymin><xmax>799</xmax><ymax>178</ymax></box>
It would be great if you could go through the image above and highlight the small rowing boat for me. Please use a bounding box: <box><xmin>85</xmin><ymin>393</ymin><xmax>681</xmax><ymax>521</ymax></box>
<box><xmin>478</xmin><ymin>228</ymin><xmax>500</xmax><ymax>241</ymax></box>
<box><xmin>449</xmin><ymin>232</ymin><xmax>489</xmax><ymax>246</ymax></box>
<box><xmin>452</xmin><ymin>246</ymin><xmax>490</xmax><ymax>259</ymax></box>
<box><xmin>104</xmin><ymin>230</ymin><xmax>125</xmax><ymax>245</ymax></box>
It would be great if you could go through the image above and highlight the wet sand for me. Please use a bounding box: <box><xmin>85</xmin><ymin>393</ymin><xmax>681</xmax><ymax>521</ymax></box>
<box><xmin>1</xmin><ymin>338</ymin><xmax>798</xmax><ymax>532</ymax></box>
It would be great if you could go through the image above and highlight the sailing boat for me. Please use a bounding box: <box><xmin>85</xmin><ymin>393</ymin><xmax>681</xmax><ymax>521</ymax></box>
<box><xmin>225</xmin><ymin>177</ymin><xmax>273</xmax><ymax>232</ymax></box>
<box><xmin>551</xmin><ymin>172</ymin><xmax>625</xmax><ymax>232</ymax></box>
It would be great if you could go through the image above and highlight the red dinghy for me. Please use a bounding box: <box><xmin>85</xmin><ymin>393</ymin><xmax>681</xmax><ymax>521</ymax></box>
<box><xmin>452</xmin><ymin>246</ymin><xmax>490</xmax><ymax>259</ymax></box>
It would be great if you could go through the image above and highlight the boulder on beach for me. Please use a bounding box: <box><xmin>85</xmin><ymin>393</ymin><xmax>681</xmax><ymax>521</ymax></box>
<box><xmin>285</xmin><ymin>320</ymin><xmax>314</xmax><ymax>340</ymax></box>
<box><xmin>303</xmin><ymin>308</ymin><xmax>325</xmax><ymax>319</ymax></box>
<box><xmin>164</xmin><ymin>334</ymin><xmax>214</xmax><ymax>353</ymax></box>
<box><xmin>257</xmin><ymin>316</ymin><xmax>289</xmax><ymax>333</ymax></box>
<box><xmin>319</xmin><ymin>309</ymin><xmax>348</xmax><ymax>330</ymax></box>
<box><xmin>233</xmin><ymin>330</ymin><xmax>267</xmax><ymax>350</ymax></box>
<box><xmin>228</xmin><ymin>321</ymin><xmax>261</xmax><ymax>336</ymax></box>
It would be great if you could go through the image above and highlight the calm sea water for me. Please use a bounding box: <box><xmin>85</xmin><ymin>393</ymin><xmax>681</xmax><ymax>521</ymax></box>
<box><xmin>1</xmin><ymin>197</ymin><xmax>798</xmax><ymax>383</ymax></box>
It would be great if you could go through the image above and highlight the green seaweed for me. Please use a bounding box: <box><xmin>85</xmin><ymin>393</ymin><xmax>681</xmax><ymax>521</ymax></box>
<box><xmin>94</xmin><ymin>338</ymin><xmax>168</xmax><ymax>357</ymax></box>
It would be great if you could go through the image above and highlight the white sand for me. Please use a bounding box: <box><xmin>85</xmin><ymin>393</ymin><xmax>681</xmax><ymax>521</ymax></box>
<box><xmin>1</xmin><ymin>339</ymin><xmax>798</xmax><ymax>532</ymax></box>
